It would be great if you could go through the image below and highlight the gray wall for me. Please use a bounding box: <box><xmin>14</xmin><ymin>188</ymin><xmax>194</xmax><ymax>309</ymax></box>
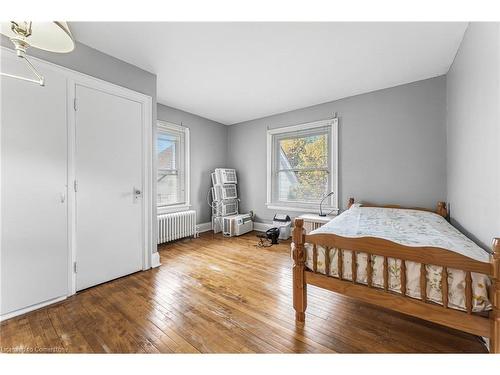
<box><xmin>157</xmin><ymin>104</ymin><xmax>227</xmax><ymax>224</ymax></box>
<box><xmin>446</xmin><ymin>23</ymin><xmax>500</xmax><ymax>250</ymax></box>
<box><xmin>227</xmin><ymin>76</ymin><xmax>447</xmax><ymax>223</ymax></box>
<box><xmin>1</xmin><ymin>36</ymin><xmax>156</xmax><ymax>100</ymax></box>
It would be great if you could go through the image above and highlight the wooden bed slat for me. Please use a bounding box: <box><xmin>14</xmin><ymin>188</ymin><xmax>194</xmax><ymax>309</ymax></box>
<box><xmin>367</xmin><ymin>255</ymin><xmax>373</xmax><ymax>287</ymax></box>
<box><xmin>465</xmin><ymin>271</ymin><xmax>472</xmax><ymax>314</ymax></box>
<box><xmin>338</xmin><ymin>249</ymin><xmax>343</xmax><ymax>280</ymax></box>
<box><xmin>312</xmin><ymin>244</ymin><xmax>318</xmax><ymax>273</ymax></box>
<box><xmin>420</xmin><ymin>263</ymin><xmax>427</xmax><ymax>303</ymax></box>
<box><xmin>442</xmin><ymin>267</ymin><xmax>448</xmax><ymax>308</ymax></box>
<box><xmin>383</xmin><ymin>256</ymin><xmax>388</xmax><ymax>291</ymax></box>
<box><xmin>325</xmin><ymin>247</ymin><xmax>330</xmax><ymax>276</ymax></box>
<box><xmin>400</xmin><ymin>260</ymin><xmax>406</xmax><ymax>296</ymax></box>
<box><xmin>352</xmin><ymin>251</ymin><xmax>357</xmax><ymax>283</ymax></box>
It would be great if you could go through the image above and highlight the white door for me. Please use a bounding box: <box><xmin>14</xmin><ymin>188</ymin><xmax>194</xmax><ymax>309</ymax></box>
<box><xmin>1</xmin><ymin>56</ymin><xmax>68</xmax><ymax>315</ymax></box>
<box><xmin>75</xmin><ymin>84</ymin><xmax>144</xmax><ymax>291</ymax></box>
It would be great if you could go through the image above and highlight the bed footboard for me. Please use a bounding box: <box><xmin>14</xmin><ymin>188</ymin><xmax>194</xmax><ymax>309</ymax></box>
<box><xmin>292</xmin><ymin>204</ymin><xmax>500</xmax><ymax>353</ymax></box>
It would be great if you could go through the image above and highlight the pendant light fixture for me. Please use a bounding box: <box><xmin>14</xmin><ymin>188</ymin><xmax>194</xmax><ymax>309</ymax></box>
<box><xmin>0</xmin><ymin>21</ymin><xmax>75</xmax><ymax>86</ymax></box>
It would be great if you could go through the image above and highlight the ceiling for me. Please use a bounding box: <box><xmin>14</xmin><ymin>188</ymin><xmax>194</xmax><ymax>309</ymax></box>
<box><xmin>70</xmin><ymin>22</ymin><xmax>467</xmax><ymax>125</ymax></box>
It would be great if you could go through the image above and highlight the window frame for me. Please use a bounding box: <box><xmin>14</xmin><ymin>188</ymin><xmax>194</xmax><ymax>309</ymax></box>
<box><xmin>266</xmin><ymin>118</ymin><xmax>339</xmax><ymax>214</ymax></box>
<box><xmin>156</xmin><ymin>120</ymin><xmax>190</xmax><ymax>214</ymax></box>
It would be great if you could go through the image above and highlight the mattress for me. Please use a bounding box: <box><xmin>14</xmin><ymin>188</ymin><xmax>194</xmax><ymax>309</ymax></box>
<box><xmin>301</xmin><ymin>205</ymin><xmax>492</xmax><ymax>312</ymax></box>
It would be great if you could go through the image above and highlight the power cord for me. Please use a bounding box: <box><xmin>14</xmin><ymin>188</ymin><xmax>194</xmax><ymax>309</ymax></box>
<box><xmin>255</xmin><ymin>237</ymin><xmax>273</xmax><ymax>248</ymax></box>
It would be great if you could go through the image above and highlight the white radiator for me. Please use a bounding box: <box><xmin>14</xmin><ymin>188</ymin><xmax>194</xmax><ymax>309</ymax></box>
<box><xmin>157</xmin><ymin>210</ymin><xmax>197</xmax><ymax>244</ymax></box>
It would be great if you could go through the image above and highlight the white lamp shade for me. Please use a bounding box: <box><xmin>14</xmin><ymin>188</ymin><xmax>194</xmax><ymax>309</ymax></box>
<box><xmin>1</xmin><ymin>21</ymin><xmax>75</xmax><ymax>53</ymax></box>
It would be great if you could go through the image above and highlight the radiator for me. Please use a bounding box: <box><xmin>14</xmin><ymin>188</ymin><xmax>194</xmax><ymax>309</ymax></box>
<box><xmin>157</xmin><ymin>210</ymin><xmax>197</xmax><ymax>244</ymax></box>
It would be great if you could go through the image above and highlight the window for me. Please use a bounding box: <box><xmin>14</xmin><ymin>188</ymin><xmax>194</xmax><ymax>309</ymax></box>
<box><xmin>157</xmin><ymin>121</ymin><xmax>190</xmax><ymax>212</ymax></box>
<box><xmin>266</xmin><ymin>118</ymin><xmax>338</xmax><ymax>213</ymax></box>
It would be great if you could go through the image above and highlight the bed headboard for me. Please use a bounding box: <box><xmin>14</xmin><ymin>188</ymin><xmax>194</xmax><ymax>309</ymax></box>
<box><xmin>347</xmin><ymin>197</ymin><xmax>448</xmax><ymax>219</ymax></box>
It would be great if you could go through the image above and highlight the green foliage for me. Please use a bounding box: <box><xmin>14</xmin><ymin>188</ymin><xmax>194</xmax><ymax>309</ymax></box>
<box><xmin>279</xmin><ymin>134</ymin><xmax>328</xmax><ymax>201</ymax></box>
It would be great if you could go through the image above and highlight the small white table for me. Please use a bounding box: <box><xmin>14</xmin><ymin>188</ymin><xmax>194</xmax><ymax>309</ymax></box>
<box><xmin>298</xmin><ymin>213</ymin><xmax>336</xmax><ymax>234</ymax></box>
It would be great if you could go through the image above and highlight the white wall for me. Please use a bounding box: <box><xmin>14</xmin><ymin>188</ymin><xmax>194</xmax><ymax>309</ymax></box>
<box><xmin>446</xmin><ymin>23</ymin><xmax>500</xmax><ymax>249</ymax></box>
<box><xmin>227</xmin><ymin>77</ymin><xmax>447</xmax><ymax>223</ymax></box>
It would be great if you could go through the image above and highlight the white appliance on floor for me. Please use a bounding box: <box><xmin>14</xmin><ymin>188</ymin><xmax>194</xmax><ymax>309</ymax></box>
<box><xmin>223</xmin><ymin>213</ymin><xmax>254</xmax><ymax>237</ymax></box>
<box><xmin>210</xmin><ymin>168</ymin><xmax>252</xmax><ymax>235</ymax></box>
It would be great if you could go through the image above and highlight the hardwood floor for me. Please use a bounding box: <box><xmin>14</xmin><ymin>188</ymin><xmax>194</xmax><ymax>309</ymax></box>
<box><xmin>0</xmin><ymin>232</ymin><xmax>488</xmax><ymax>353</ymax></box>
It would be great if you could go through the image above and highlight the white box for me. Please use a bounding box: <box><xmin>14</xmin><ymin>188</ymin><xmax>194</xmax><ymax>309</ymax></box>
<box><xmin>273</xmin><ymin>220</ymin><xmax>292</xmax><ymax>240</ymax></box>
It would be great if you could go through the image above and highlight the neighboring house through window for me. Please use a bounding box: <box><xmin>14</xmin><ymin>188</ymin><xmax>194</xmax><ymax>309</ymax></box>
<box><xmin>266</xmin><ymin>118</ymin><xmax>338</xmax><ymax>214</ymax></box>
<box><xmin>157</xmin><ymin>121</ymin><xmax>190</xmax><ymax>213</ymax></box>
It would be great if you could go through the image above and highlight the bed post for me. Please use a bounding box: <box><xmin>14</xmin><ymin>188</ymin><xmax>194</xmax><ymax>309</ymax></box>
<box><xmin>348</xmin><ymin>197</ymin><xmax>355</xmax><ymax>209</ymax></box>
<box><xmin>491</xmin><ymin>238</ymin><xmax>500</xmax><ymax>353</ymax></box>
<box><xmin>436</xmin><ymin>201</ymin><xmax>448</xmax><ymax>218</ymax></box>
<box><xmin>292</xmin><ymin>218</ymin><xmax>307</xmax><ymax>323</ymax></box>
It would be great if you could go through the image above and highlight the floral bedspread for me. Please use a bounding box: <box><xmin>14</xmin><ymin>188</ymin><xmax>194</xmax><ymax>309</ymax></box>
<box><xmin>313</xmin><ymin>205</ymin><xmax>490</xmax><ymax>261</ymax></box>
<box><xmin>300</xmin><ymin>205</ymin><xmax>492</xmax><ymax>312</ymax></box>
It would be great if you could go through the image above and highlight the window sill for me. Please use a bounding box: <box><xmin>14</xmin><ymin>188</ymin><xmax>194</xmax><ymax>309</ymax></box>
<box><xmin>157</xmin><ymin>204</ymin><xmax>192</xmax><ymax>215</ymax></box>
<box><xmin>266</xmin><ymin>203</ymin><xmax>339</xmax><ymax>215</ymax></box>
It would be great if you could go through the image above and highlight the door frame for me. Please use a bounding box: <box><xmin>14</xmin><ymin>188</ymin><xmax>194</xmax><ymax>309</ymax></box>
<box><xmin>67</xmin><ymin>76</ymin><xmax>153</xmax><ymax>295</ymax></box>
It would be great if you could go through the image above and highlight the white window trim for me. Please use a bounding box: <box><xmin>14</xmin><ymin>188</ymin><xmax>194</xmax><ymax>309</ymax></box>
<box><xmin>266</xmin><ymin>118</ymin><xmax>339</xmax><ymax>215</ymax></box>
<box><xmin>156</xmin><ymin>120</ymin><xmax>190</xmax><ymax>215</ymax></box>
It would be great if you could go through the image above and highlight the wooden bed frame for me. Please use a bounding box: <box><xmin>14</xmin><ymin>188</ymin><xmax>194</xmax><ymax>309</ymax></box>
<box><xmin>292</xmin><ymin>198</ymin><xmax>500</xmax><ymax>353</ymax></box>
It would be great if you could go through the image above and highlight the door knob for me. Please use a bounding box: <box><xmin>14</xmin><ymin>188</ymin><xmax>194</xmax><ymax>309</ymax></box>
<box><xmin>133</xmin><ymin>187</ymin><xmax>143</xmax><ymax>202</ymax></box>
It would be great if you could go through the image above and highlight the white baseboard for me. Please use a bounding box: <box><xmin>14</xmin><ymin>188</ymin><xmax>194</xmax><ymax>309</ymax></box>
<box><xmin>253</xmin><ymin>222</ymin><xmax>274</xmax><ymax>232</ymax></box>
<box><xmin>0</xmin><ymin>295</ymin><xmax>67</xmax><ymax>322</ymax></box>
<box><xmin>151</xmin><ymin>252</ymin><xmax>161</xmax><ymax>268</ymax></box>
<box><xmin>197</xmin><ymin>222</ymin><xmax>212</xmax><ymax>234</ymax></box>
<box><xmin>197</xmin><ymin>221</ymin><xmax>274</xmax><ymax>233</ymax></box>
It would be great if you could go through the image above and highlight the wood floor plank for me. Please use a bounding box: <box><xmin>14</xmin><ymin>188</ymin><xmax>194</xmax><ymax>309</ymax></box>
<box><xmin>0</xmin><ymin>232</ymin><xmax>488</xmax><ymax>353</ymax></box>
<box><xmin>47</xmin><ymin>304</ymin><xmax>94</xmax><ymax>353</ymax></box>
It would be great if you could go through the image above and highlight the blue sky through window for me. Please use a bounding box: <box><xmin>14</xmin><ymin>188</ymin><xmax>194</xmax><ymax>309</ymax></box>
<box><xmin>157</xmin><ymin>137</ymin><xmax>174</xmax><ymax>154</ymax></box>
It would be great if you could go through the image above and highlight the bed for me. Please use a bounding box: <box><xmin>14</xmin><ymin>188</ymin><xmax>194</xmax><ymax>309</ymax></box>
<box><xmin>291</xmin><ymin>198</ymin><xmax>500</xmax><ymax>353</ymax></box>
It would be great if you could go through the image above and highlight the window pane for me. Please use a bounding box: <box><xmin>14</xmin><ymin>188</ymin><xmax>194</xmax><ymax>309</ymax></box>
<box><xmin>157</xmin><ymin>133</ymin><xmax>178</xmax><ymax>170</ymax></box>
<box><xmin>279</xmin><ymin>133</ymin><xmax>328</xmax><ymax>170</ymax></box>
<box><xmin>157</xmin><ymin>123</ymin><xmax>187</xmax><ymax>208</ymax></box>
<box><xmin>278</xmin><ymin>170</ymin><xmax>329</xmax><ymax>202</ymax></box>
<box><xmin>157</xmin><ymin>171</ymin><xmax>181</xmax><ymax>206</ymax></box>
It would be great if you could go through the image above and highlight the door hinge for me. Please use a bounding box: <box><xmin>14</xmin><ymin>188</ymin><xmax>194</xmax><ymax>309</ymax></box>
<box><xmin>73</xmin><ymin>98</ymin><xmax>77</xmax><ymax>111</ymax></box>
<box><xmin>73</xmin><ymin>262</ymin><xmax>77</xmax><ymax>273</ymax></box>
<box><xmin>73</xmin><ymin>180</ymin><xmax>78</xmax><ymax>192</ymax></box>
